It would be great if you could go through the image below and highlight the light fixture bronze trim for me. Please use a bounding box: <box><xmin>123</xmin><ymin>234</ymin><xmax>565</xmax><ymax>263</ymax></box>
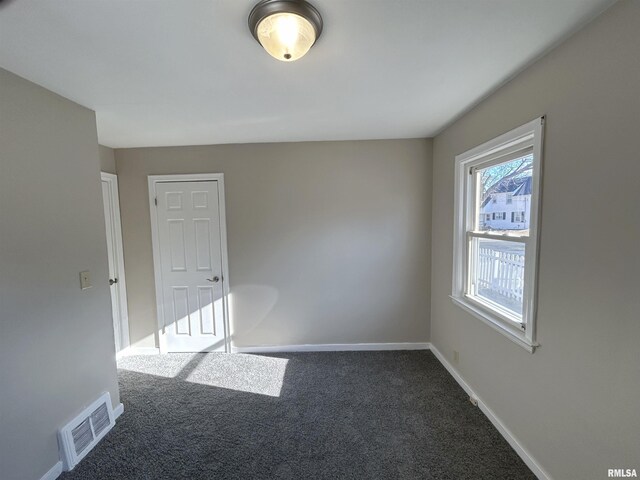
<box><xmin>248</xmin><ymin>0</ymin><xmax>323</xmax><ymax>50</ymax></box>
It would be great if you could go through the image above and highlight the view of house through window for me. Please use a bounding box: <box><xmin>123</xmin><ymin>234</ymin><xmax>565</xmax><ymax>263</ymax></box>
<box><xmin>477</xmin><ymin>154</ymin><xmax>532</xmax><ymax>234</ymax></box>
<box><xmin>472</xmin><ymin>154</ymin><xmax>533</xmax><ymax>316</ymax></box>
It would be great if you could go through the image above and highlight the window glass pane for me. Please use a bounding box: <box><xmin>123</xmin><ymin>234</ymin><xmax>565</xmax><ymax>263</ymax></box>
<box><xmin>472</xmin><ymin>238</ymin><xmax>525</xmax><ymax>317</ymax></box>
<box><xmin>477</xmin><ymin>154</ymin><xmax>533</xmax><ymax>235</ymax></box>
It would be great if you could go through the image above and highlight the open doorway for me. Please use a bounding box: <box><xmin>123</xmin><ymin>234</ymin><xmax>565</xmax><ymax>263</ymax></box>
<box><xmin>101</xmin><ymin>172</ymin><xmax>130</xmax><ymax>353</ymax></box>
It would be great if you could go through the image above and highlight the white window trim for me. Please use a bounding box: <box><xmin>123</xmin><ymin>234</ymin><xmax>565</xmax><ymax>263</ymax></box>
<box><xmin>451</xmin><ymin>117</ymin><xmax>545</xmax><ymax>353</ymax></box>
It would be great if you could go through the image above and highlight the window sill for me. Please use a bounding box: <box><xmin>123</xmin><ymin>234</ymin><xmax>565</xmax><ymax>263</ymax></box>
<box><xmin>450</xmin><ymin>295</ymin><xmax>539</xmax><ymax>353</ymax></box>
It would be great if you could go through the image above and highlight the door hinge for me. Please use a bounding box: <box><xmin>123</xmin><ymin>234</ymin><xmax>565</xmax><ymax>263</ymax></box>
<box><xmin>154</xmin><ymin>197</ymin><xmax>158</xmax><ymax>206</ymax></box>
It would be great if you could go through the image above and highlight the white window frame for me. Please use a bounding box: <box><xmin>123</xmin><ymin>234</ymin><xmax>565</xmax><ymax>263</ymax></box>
<box><xmin>451</xmin><ymin>117</ymin><xmax>544</xmax><ymax>352</ymax></box>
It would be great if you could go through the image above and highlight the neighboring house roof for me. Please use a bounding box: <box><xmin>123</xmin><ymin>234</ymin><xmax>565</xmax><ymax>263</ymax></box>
<box><xmin>512</xmin><ymin>176</ymin><xmax>532</xmax><ymax>196</ymax></box>
<box><xmin>481</xmin><ymin>176</ymin><xmax>532</xmax><ymax>207</ymax></box>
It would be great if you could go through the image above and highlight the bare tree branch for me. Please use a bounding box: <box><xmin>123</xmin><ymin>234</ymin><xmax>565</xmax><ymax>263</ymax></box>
<box><xmin>480</xmin><ymin>156</ymin><xmax>532</xmax><ymax>202</ymax></box>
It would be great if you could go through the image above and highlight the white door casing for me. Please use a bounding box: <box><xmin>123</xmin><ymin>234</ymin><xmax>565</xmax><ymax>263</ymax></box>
<box><xmin>149</xmin><ymin>175</ymin><xmax>230</xmax><ymax>353</ymax></box>
<box><xmin>101</xmin><ymin>172</ymin><xmax>130</xmax><ymax>353</ymax></box>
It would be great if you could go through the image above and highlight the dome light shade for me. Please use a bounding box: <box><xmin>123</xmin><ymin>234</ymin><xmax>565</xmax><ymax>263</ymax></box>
<box><xmin>249</xmin><ymin>0</ymin><xmax>323</xmax><ymax>62</ymax></box>
<box><xmin>256</xmin><ymin>12</ymin><xmax>315</xmax><ymax>61</ymax></box>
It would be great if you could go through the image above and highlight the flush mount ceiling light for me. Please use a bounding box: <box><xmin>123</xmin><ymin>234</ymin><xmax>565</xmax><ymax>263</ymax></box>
<box><xmin>248</xmin><ymin>0</ymin><xmax>323</xmax><ymax>62</ymax></box>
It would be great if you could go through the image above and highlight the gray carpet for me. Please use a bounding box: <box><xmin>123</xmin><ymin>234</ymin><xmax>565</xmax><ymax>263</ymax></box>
<box><xmin>60</xmin><ymin>351</ymin><xmax>535</xmax><ymax>479</ymax></box>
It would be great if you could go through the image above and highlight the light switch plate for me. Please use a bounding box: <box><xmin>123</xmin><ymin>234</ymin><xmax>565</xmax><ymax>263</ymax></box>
<box><xmin>80</xmin><ymin>271</ymin><xmax>92</xmax><ymax>290</ymax></box>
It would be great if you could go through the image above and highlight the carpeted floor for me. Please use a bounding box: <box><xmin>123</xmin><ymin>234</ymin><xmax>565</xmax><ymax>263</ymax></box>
<box><xmin>60</xmin><ymin>351</ymin><xmax>535</xmax><ymax>479</ymax></box>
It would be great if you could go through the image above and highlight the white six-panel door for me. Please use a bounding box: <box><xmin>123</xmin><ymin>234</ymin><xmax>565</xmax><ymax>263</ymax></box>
<box><xmin>155</xmin><ymin>180</ymin><xmax>226</xmax><ymax>352</ymax></box>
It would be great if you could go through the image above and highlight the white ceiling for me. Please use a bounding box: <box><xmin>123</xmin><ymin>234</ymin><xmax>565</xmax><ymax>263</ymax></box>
<box><xmin>0</xmin><ymin>0</ymin><xmax>615</xmax><ymax>148</ymax></box>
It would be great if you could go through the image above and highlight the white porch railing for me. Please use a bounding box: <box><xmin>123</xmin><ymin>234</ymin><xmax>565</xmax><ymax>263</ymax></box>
<box><xmin>477</xmin><ymin>246</ymin><xmax>525</xmax><ymax>304</ymax></box>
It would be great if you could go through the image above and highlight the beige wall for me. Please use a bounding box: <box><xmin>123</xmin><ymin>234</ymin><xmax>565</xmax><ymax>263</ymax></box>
<box><xmin>99</xmin><ymin>144</ymin><xmax>116</xmax><ymax>174</ymax></box>
<box><xmin>431</xmin><ymin>1</ymin><xmax>640</xmax><ymax>479</ymax></box>
<box><xmin>0</xmin><ymin>69</ymin><xmax>119</xmax><ymax>480</ymax></box>
<box><xmin>115</xmin><ymin>139</ymin><xmax>432</xmax><ymax>349</ymax></box>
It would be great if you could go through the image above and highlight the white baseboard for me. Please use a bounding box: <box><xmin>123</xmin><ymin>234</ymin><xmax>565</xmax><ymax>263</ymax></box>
<box><xmin>118</xmin><ymin>343</ymin><xmax>431</xmax><ymax>355</ymax></box>
<box><xmin>39</xmin><ymin>461</ymin><xmax>62</xmax><ymax>480</ymax></box>
<box><xmin>117</xmin><ymin>346</ymin><xmax>160</xmax><ymax>358</ymax></box>
<box><xmin>232</xmin><ymin>342</ymin><xmax>431</xmax><ymax>353</ymax></box>
<box><xmin>113</xmin><ymin>402</ymin><xmax>124</xmax><ymax>420</ymax></box>
<box><xmin>429</xmin><ymin>344</ymin><xmax>551</xmax><ymax>480</ymax></box>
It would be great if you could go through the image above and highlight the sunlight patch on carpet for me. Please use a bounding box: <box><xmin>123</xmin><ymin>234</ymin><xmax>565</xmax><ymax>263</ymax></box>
<box><xmin>119</xmin><ymin>353</ymin><xmax>288</xmax><ymax>397</ymax></box>
<box><xmin>184</xmin><ymin>354</ymin><xmax>288</xmax><ymax>397</ymax></box>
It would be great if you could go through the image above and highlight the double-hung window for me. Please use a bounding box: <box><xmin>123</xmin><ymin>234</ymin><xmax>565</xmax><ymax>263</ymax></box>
<box><xmin>513</xmin><ymin>211</ymin><xmax>525</xmax><ymax>223</ymax></box>
<box><xmin>452</xmin><ymin>117</ymin><xmax>544</xmax><ymax>352</ymax></box>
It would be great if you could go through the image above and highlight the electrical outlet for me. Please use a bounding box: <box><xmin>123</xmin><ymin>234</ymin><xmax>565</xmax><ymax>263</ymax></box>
<box><xmin>79</xmin><ymin>271</ymin><xmax>92</xmax><ymax>290</ymax></box>
<box><xmin>453</xmin><ymin>350</ymin><xmax>460</xmax><ymax>365</ymax></box>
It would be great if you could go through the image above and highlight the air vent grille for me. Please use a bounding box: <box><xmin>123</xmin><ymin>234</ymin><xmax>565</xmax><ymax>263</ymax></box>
<box><xmin>59</xmin><ymin>392</ymin><xmax>117</xmax><ymax>471</ymax></box>
<box><xmin>91</xmin><ymin>403</ymin><xmax>110</xmax><ymax>436</ymax></box>
<box><xmin>71</xmin><ymin>418</ymin><xmax>94</xmax><ymax>455</ymax></box>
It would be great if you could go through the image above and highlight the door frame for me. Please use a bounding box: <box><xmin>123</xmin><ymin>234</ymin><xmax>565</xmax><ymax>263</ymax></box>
<box><xmin>148</xmin><ymin>173</ymin><xmax>231</xmax><ymax>354</ymax></box>
<box><xmin>101</xmin><ymin>172</ymin><xmax>131</xmax><ymax>352</ymax></box>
